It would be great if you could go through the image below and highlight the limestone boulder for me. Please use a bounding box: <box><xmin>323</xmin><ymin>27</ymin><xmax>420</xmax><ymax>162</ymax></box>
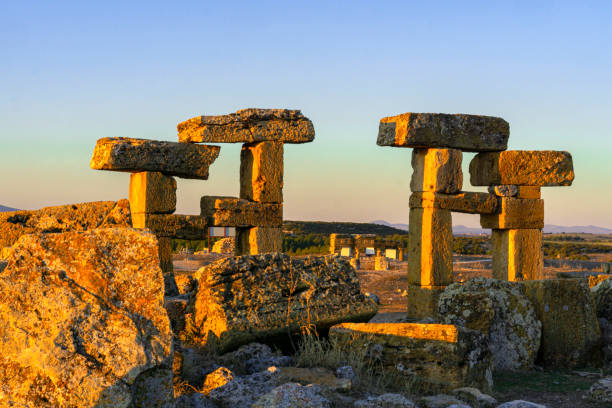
<box><xmin>207</xmin><ymin>367</ymin><xmax>280</xmax><ymax>407</ymax></box>
<box><xmin>186</xmin><ymin>253</ymin><xmax>377</xmax><ymax>352</ymax></box>
<box><xmin>0</xmin><ymin>228</ymin><xmax>173</xmax><ymax>407</ymax></box>
<box><xmin>438</xmin><ymin>278</ymin><xmax>541</xmax><ymax>370</ymax></box>
<box><xmin>218</xmin><ymin>342</ymin><xmax>293</xmax><ymax>375</ymax></box>
<box><xmin>592</xmin><ymin>277</ymin><xmax>612</xmax><ymax>321</ymax></box>
<box><xmin>0</xmin><ymin>200</ymin><xmax>131</xmax><ymax>248</ymax></box>
<box><xmin>584</xmin><ymin>377</ymin><xmax>612</xmax><ymax>404</ymax></box>
<box><xmin>212</xmin><ymin>237</ymin><xmax>235</xmax><ymax>254</ymax></box>
<box><xmin>252</xmin><ymin>382</ymin><xmax>331</xmax><ymax>408</ymax></box>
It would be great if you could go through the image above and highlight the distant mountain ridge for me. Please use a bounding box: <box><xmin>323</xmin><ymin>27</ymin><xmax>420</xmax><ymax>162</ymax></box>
<box><xmin>0</xmin><ymin>205</ymin><xmax>18</xmax><ymax>212</ymax></box>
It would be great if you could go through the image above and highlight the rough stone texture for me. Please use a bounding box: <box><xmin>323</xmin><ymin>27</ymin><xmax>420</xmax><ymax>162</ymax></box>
<box><xmin>584</xmin><ymin>377</ymin><xmax>612</xmax><ymax>403</ymax></box>
<box><xmin>91</xmin><ymin>137</ymin><xmax>220</xmax><ymax>180</ymax></box>
<box><xmin>335</xmin><ymin>366</ymin><xmax>356</xmax><ymax>381</ymax></box>
<box><xmin>492</xmin><ymin>229</ymin><xmax>543</xmax><ymax>281</ymax></box>
<box><xmin>592</xmin><ymin>277</ymin><xmax>612</xmax><ymax>321</ymax></box>
<box><xmin>219</xmin><ymin>343</ymin><xmax>293</xmax><ymax>375</ymax></box>
<box><xmin>200</xmin><ymin>367</ymin><xmax>234</xmax><ymax>396</ymax></box>
<box><xmin>470</xmin><ymin>150</ymin><xmax>574</xmax><ymax>186</ymax></box>
<box><xmin>178</xmin><ymin>108</ymin><xmax>315</xmax><ymax>144</ymax></box>
<box><xmin>410</xmin><ymin>148</ymin><xmax>463</xmax><ymax>194</ymax></box>
<box><xmin>488</xmin><ymin>185</ymin><xmax>541</xmax><ymax>199</ymax></box>
<box><xmin>240</xmin><ymin>141</ymin><xmax>284</xmax><ymax>203</ymax></box>
<box><xmin>408</xmin><ymin>208</ymin><xmax>453</xmax><ymax>286</ymax></box>
<box><xmin>406</xmin><ymin>285</ymin><xmax>446</xmax><ymax>320</ymax></box>
<box><xmin>173</xmin><ymin>393</ymin><xmax>216</xmax><ymax>408</ymax></box>
<box><xmin>201</xmin><ymin>196</ymin><xmax>282</xmax><ymax>227</ymax></box>
<box><xmin>354</xmin><ymin>393</ymin><xmax>416</xmax><ymax>408</ymax></box>
<box><xmin>480</xmin><ymin>198</ymin><xmax>544</xmax><ymax>230</ymax></box>
<box><xmin>277</xmin><ymin>367</ymin><xmax>351</xmax><ymax>392</ymax></box>
<box><xmin>187</xmin><ymin>254</ymin><xmax>377</xmax><ymax>352</ymax></box>
<box><xmin>589</xmin><ymin>274</ymin><xmax>612</xmax><ymax>288</ymax></box>
<box><xmin>252</xmin><ymin>382</ymin><xmax>331</xmax><ymax>408</ymax></box>
<box><xmin>0</xmin><ymin>200</ymin><xmax>131</xmax><ymax>248</ymax></box>
<box><xmin>520</xmin><ymin>279</ymin><xmax>600</xmax><ymax>368</ymax></box>
<box><xmin>418</xmin><ymin>394</ymin><xmax>464</xmax><ymax>408</ymax></box>
<box><xmin>329</xmin><ymin>323</ymin><xmax>493</xmax><ymax>393</ymax></box>
<box><xmin>377</xmin><ymin>113</ymin><xmax>509</xmax><ymax>152</ymax></box>
<box><xmin>496</xmin><ymin>402</ymin><xmax>546</xmax><ymax>408</ymax></box>
<box><xmin>212</xmin><ymin>237</ymin><xmax>235</xmax><ymax>254</ymax></box>
<box><xmin>208</xmin><ymin>367</ymin><xmax>280</xmax><ymax>408</ymax></box>
<box><xmin>129</xmin><ymin>171</ymin><xmax>176</xmax><ymax>214</ymax></box>
<box><xmin>0</xmin><ymin>228</ymin><xmax>173</xmax><ymax>407</ymax></box>
<box><xmin>437</xmin><ymin>278</ymin><xmax>541</xmax><ymax>370</ymax></box>
<box><xmin>452</xmin><ymin>387</ymin><xmax>497</xmax><ymax>408</ymax></box>
<box><xmin>158</xmin><ymin>236</ymin><xmax>174</xmax><ymax>273</ymax></box>
<box><xmin>132</xmin><ymin>213</ymin><xmax>208</xmax><ymax>240</ymax></box>
<box><xmin>409</xmin><ymin>192</ymin><xmax>498</xmax><ymax>215</ymax></box>
<box><xmin>375</xmin><ymin>255</ymin><xmax>389</xmax><ymax>271</ymax></box>
<box><xmin>235</xmin><ymin>226</ymin><xmax>283</xmax><ymax>255</ymax></box>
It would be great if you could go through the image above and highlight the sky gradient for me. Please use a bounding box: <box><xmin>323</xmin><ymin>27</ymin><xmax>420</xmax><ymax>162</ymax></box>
<box><xmin>2</xmin><ymin>1</ymin><xmax>611</xmax><ymax>227</ymax></box>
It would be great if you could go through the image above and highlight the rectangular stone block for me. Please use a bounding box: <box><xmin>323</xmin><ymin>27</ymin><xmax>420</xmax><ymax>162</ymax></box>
<box><xmin>488</xmin><ymin>185</ymin><xmax>541</xmax><ymax>199</ymax></box>
<box><xmin>408</xmin><ymin>208</ymin><xmax>453</xmax><ymax>286</ymax></box>
<box><xmin>329</xmin><ymin>322</ymin><xmax>493</xmax><ymax>392</ymax></box>
<box><xmin>129</xmin><ymin>172</ymin><xmax>177</xmax><ymax>214</ymax></box>
<box><xmin>91</xmin><ymin>137</ymin><xmax>220</xmax><ymax>180</ymax></box>
<box><xmin>200</xmin><ymin>196</ymin><xmax>282</xmax><ymax>227</ymax></box>
<box><xmin>157</xmin><ymin>236</ymin><xmax>173</xmax><ymax>273</ymax></box>
<box><xmin>470</xmin><ymin>150</ymin><xmax>574</xmax><ymax>186</ymax></box>
<box><xmin>480</xmin><ymin>198</ymin><xmax>544</xmax><ymax>229</ymax></box>
<box><xmin>492</xmin><ymin>229</ymin><xmax>543</xmax><ymax>281</ymax></box>
<box><xmin>377</xmin><ymin>112</ymin><xmax>509</xmax><ymax>152</ymax></box>
<box><xmin>406</xmin><ymin>285</ymin><xmax>446</xmax><ymax>320</ymax></box>
<box><xmin>235</xmin><ymin>227</ymin><xmax>282</xmax><ymax>255</ymax></box>
<box><xmin>330</xmin><ymin>233</ymin><xmax>354</xmax><ymax>254</ymax></box>
<box><xmin>409</xmin><ymin>191</ymin><xmax>498</xmax><ymax>214</ymax></box>
<box><xmin>132</xmin><ymin>213</ymin><xmax>207</xmax><ymax>240</ymax></box>
<box><xmin>411</xmin><ymin>148</ymin><xmax>463</xmax><ymax>193</ymax></box>
<box><xmin>240</xmin><ymin>141</ymin><xmax>283</xmax><ymax>203</ymax></box>
<box><xmin>177</xmin><ymin>108</ymin><xmax>315</xmax><ymax>144</ymax></box>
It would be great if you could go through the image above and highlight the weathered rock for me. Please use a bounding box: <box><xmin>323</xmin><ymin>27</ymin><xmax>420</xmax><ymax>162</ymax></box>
<box><xmin>173</xmin><ymin>393</ymin><xmax>216</xmax><ymax>408</ymax></box>
<box><xmin>241</xmin><ymin>141</ymin><xmax>284</xmax><ymax>202</ymax></box>
<box><xmin>0</xmin><ymin>228</ymin><xmax>173</xmax><ymax>407</ymax></box>
<box><xmin>480</xmin><ymin>198</ymin><xmax>544</xmax><ymax>230</ymax></box>
<box><xmin>589</xmin><ymin>274</ymin><xmax>612</xmax><ymax>288</ymax></box>
<box><xmin>437</xmin><ymin>278</ymin><xmax>541</xmax><ymax>370</ymax></box>
<box><xmin>200</xmin><ymin>367</ymin><xmax>234</xmax><ymax>396</ymax></box>
<box><xmin>418</xmin><ymin>394</ymin><xmax>465</xmax><ymax>408</ymax></box>
<box><xmin>212</xmin><ymin>237</ymin><xmax>235</xmax><ymax>254</ymax></box>
<box><xmin>208</xmin><ymin>367</ymin><xmax>280</xmax><ymax>408</ymax></box>
<box><xmin>410</xmin><ymin>148</ymin><xmax>463</xmax><ymax>194</ymax></box>
<box><xmin>132</xmin><ymin>213</ymin><xmax>208</xmax><ymax>239</ymax></box>
<box><xmin>178</xmin><ymin>108</ymin><xmax>315</xmax><ymax>144</ymax></box>
<box><xmin>91</xmin><ymin>137</ymin><xmax>219</xmax><ymax>179</ymax></box>
<box><xmin>329</xmin><ymin>323</ymin><xmax>493</xmax><ymax>392</ymax></box>
<box><xmin>187</xmin><ymin>254</ymin><xmax>377</xmax><ymax>352</ymax></box>
<box><xmin>354</xmin><ymin>393</ymin><xmax>416</xmax><ymax>408</ymax></box>
<box><xmin>470</xmin><ymin>150</ymin><xmax>574</xmax><ymax>186</ymax></box>
<box><xmin>521</xmin><ymin>279</ymin><xmax>600</xmax><ymax>368</ymax></box>
<box><xmin>277</xmin><ymin>367</ymin><xmax>351</xmax><ymax>392</ymax></box>
<box><xmin>592</xmin><ymin>277</ymin><xmax>612</xmax><ymax>321</ymax></box>
<box><xmin>0</xmin><ymin>200</ymin><xmax>131</xmax><ymax>248</ymax></box>
<box><xmin>201</xmin><ymin>196</ymin><xmax>282</xmax><ymax>227</ymax></box>
<box><xmin>409</xmin><ymin>192</ymin><xmax>498</xmax><ymax>214</ymax></box>
<box><xmin>452</xmin><ymin>387</ymin><xmax>497</xmax><ymax>408</ymax></box>
<box><xmin>335</xmin><ymin>365</ymin><xmax>356</xmax><ymax>381</ymax></box>
<box><xmin>584</xmin><ymin>377</ymin><xmax>612</xmax><ymax>403</ymax></box>
<box><xmin>219</xmin><ymin>343</ymin><xmax>293</xmax><ymax>375</ymax></box>
<box><xmin>235</xmin><ymin>226</ymin><xmax>283</xmax><ymax>255</ymax></box>
<box><xmin>129</xmin><ymin>171</ymin><xmax>177</xmax><ymax>214</ymax></box>
<box><xmin>406</xmin><ymin>284</ymin><xmax>446</xmax><ymax>320</ymax></box>
<box><xmin>252</xmin><ymin>382</ymin><xmax>331</xmax><ymax>408</ymax></box>
<box><xmin>492</xmin><ymin>229</ymin><xmax>543</xmax><ymax>281</ymax></box>
<box><xmin>488</xmin><ymin>185</ymin><xmax>541</xmax><ymax>199</ymax></box>
<box><xmin>496</xmin><ymin>402</ymin><xmax>546</xmax><ymax>408</ymax></box>
<box><xmin>377</xmin><ymin>113</ymin><xmax>509</xmax><ymax>152</ymax></box>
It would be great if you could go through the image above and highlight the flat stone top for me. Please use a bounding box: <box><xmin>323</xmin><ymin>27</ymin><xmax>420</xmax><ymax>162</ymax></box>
<box><xmin>177</xmin><ymin>108</ymin><xmax>315</xmax><ymax>144</ymax></box>
<box><xmin>377</xmin><ymin>112</ymin><xmax>509</xmax><ymax>152</ymax></box>
<box><xmin>331</xmin><ymin>322</ymin><xmax>459</xmax><ymax>342</ymax></box>
<box><xmin>470</xmin><ymin>150</ymin><xmax>574</xmax><ymax>186</ymax></box>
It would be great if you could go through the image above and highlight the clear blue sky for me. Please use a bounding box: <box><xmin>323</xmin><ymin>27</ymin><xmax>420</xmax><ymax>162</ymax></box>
<box><xmin>1</xmin><ymin>1</ymin><xmax>611</xmax><ymax>227</ymax></box>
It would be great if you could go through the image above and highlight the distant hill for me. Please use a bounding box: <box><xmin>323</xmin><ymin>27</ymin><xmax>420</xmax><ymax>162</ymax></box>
<box><xmin>283</xmin><ymin>220</ymin><xmax>407</xmax><ymax>236</ymax></box>
<box><xmin>0</xmin><ymin>205</ymin><xmax>18</xmax><ymax>212</ymax></box>
<box><xmin>372</xmin><ymin>220</ymin><xmax>486</xmax><ymax>235</ymax></box>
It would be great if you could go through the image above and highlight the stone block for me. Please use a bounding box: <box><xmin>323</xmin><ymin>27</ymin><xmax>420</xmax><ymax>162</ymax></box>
<box><xmin>521</xmin><ymin>279</ymin><xmax>601</xmax><ymax>368</ymax></box>
<box><xmin>492</xmin><ymin>229</ymin><xmax>543</xmax><ymax>281</ymax></box>
<box><xmin>377</xmin><ymin>112</ymin><xmax>509</xmax><ymax>152</ymax></box>
<box><xmin>177</xmin><ymin>108</ymin><xmax>315</xmax><ymax>144</ymax></box>
<box><xmin>409</xmin><ymin>191</ymin><xmax>498</xmax><ymax>214</ymax></box>
<box><xmin>408</xmin><ymin>208</ymin><xmax>453</xmax><ymax>287</ymax></box>
<box><xmin>488</xmin><ymin>185</ymin><xmax>541</xmax><ymax>199</ymax></box>
<box><xmin>374</xmin><ymin>256</ymin><xmax>389</xmax><ymax>271</ymax></box>
<box><xmin>201</xmin><ymin>196</ymin><xmax>282</xmax><ymax>227</ymax></box>
<box><xmin>480</xmin><ymin>198</ymin><xmax>544</xmax><ymax>229</ymax></box>
<box><xmin>157</xmin><ymin>236</ymin><xmax>173</xmax><ymax>273</ymax></box>
<box><xmin>410</xmin><ymin>148</ymin><xmax>463</xmax><ymax>193</ymax></box>
<box><xmin>129</xmin><ymin>171</ymin><xmax>176</xmax><ymax>214</ymax></box>
<box><xmin>132</xmin><ymin>213</ymin><xmax>208</xmax><ymax>240</ymax></box>
<box><xmin>240</xmin><ymin>141</ymin><xmax>283</xmax><ymax>203</ymax></box>
<box><xmin>330</xmin><ymin>233</ymin><xmax>354</xmax><ymax>254</ymax></box>
<box><xmin>235</xmin><ymin>227</ymin><xmax>283</xmax><ymax>255</ymax></box>
<box><xmin>90</xmin><ymin>137</ymin><xmax>220</xmax><ymax>180</ymax></box>
<box><xmin>329</xmin><ymin>322</ymin><xmax>493</xmax><ymax>392</ymax></box>
<box><xmin>406</xmin><ymin>285</ymin><xmax>446</xmax><ymax>320</ymax></box>
<box><xmin>470</xmin><ymin>150</ymin><xmax>574</xmax><ymax>186</ymax></box>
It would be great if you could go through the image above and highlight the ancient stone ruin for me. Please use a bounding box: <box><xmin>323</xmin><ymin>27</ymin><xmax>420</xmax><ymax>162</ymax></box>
<box><xmin>377</xmin><ymin>112</ymin><xmax>574</xmax><ymax>318</ymax></box>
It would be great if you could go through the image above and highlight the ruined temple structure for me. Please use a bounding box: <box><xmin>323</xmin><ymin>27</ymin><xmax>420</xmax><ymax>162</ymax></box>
<box><xmin>329</xmin><ymin>233</ymin><xmax>405</xmax><ymax>271</ymax></box>
<box><xmin>90</xmin><ymin>108</ymin><xmax>315</xmax><ymax>275</ymax></box>
<box><xmin>377</xmin><ymin>113</ymin><xmax>574</xmax><ymax>318</ymax></box>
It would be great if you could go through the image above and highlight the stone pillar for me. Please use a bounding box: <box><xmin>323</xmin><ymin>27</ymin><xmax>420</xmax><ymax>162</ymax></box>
<box><xmin>237</xmin><ymin>141</ymin><xmax>284</xmax><ymax>255</ymax></box>
<box><xmin>398</xmin><ymin>247</ymin><xmax>404</xmax><ymax>261</ymax></box>
<box><xmin>330</xmin><ymin>233</ymin><xmax>338</xmax><ymax>254</ymax></box>
<box><xmin>492</xmin><ymin>229</ymin><xmax>543</xmax><ymax>281</ymax></box>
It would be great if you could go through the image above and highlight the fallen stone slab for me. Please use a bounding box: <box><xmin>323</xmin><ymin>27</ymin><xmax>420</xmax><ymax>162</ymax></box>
<box><xmin>0</xmin><ymin>228</ymin><xmax>173</xmax><ymax>407</ymax></box>
<box><xmin>520</xmin><ymin>279</ymin><xmax>601</xmax><ymax>368</ymax></box>
<box><xmin>178</xmin><ymin>108</ymin><xmax>315</xmax><ymax>144</ymax></box>
<box><xmin>377</xmin><ymin>112</ymin><xmax>509</xmax><ymax>152</ymax></box>
<box><xmin>132</xmin><ymin>213</ymin><xmax>208</xmax><ymax>240</ymax></box>
<box><xmin>90</xmin><ymin>137</ymin><xmax>220</xmax><ymax>180</ymax></box>
<box><xmin>469</xmin><ymin>150</ymin><xmax>574</xmax><ymax>186</ymax></box>
<box><xmin>185</xmin><ymin>253</ymin><xmax>377</xmax><ymax>352</ymax></box>
<box><xmin>328</xmin><ymin>322</ymin><xmax>493</xmax><ymax>392</ymax></box>
<box><xmin>409</xmin><ymin>192</ymin><xmax>498</xmax><ymax>214</ymax></box>
<box><xmin>480</xmin><ymin>198</ymin><xmax>544</xmax><ymax>229</ymax></box>
<box><xmin>0</xmin><ymin>200</ymin><xmax>131</xmax><ymax>249</ymax></box>
<box><xmin>201</xmin><ymin>196</ymin><xmax>282</xmax><ymax>227</ymax></box>
<box><xmin>410</xmin><ymin>148</ymin><xmax>463</xmax><ymax>194</ymax></box>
